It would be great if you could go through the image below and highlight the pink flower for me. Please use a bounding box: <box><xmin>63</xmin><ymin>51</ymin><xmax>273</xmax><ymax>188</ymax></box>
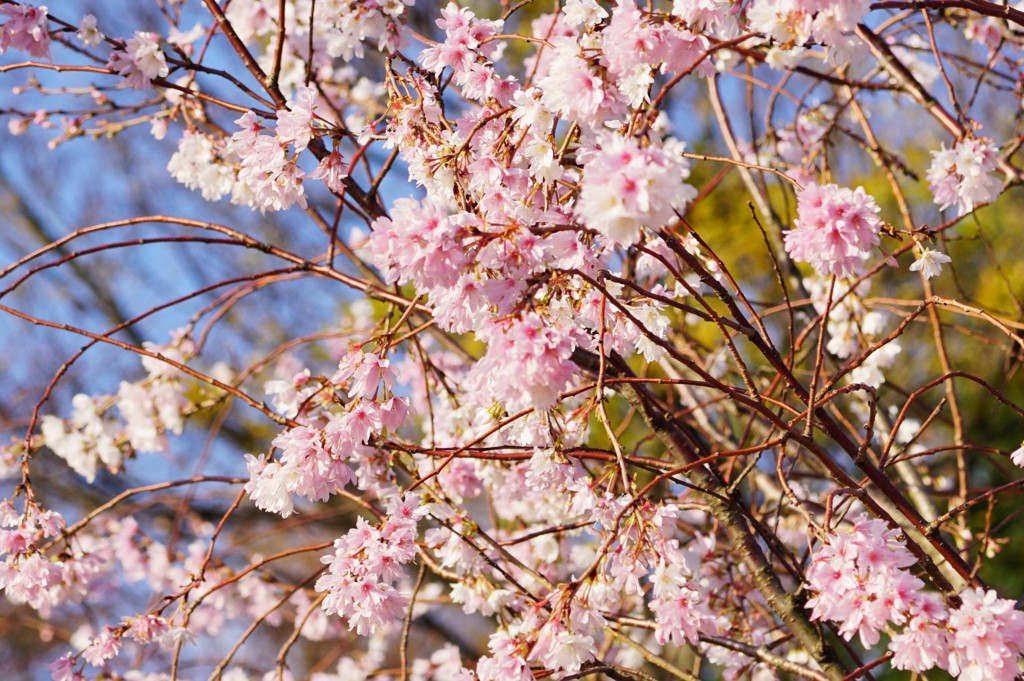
<box><xmin>124</xmin><ymin>613</ymin><xmax>170</xmax><ymax>643</ymax></box>
<box><xmin>601</xmin><ymin>5</ymin><xmax>661</xmax><ymax>80</ymax></box>
<box><xmin>783</xmin><ymin>182</ymin><xmax>882</xmax><ymax>277</ymax></box>
<box><xmin>264</xmin><ymin>368</ymin><xmax>314</xmax><ymax>419</ymax></box>
<box><xmin>470</xmin><ymin>313</ymin><xmax>579</xmax><ymax>411</ymax></box>
<box><xmin>82</xmin><ymin>627</ymin><xmax>121</xmax><ymax>667</ymax></box>
<box><xmin>325</xmin><ymin>400</ymin><xmax>382</xmax><ymax>447</ymax></box>
<box><xmin>476</xmin><ymin>652</ymin><xmax>534</xmax><ymax>681</ymax></box>
<box><xmin>229</xmin><ymin>114</ymin><xmax>307</xmax><ymax>212</ymax></box>
<box><xmin>377</xmin><ymin>396</ymin><xmax>409</xmax><ymax>431</ymax></box>
<box><xmin>652</xmin><ymin>583</ymin><xmax>716</xmax><ymax>646</ymax></box>
<box><xmin>231</xmin><ymin>110</ymin><xmax>265</xmax><ymax>148</ymax></box>
<box><xmin>246</xmin><ymin>420</ymin><xmax>360</xmax><ymax>518</ymax></box>
<box><xmin>531</xmin><ymin>622</ymin><xmax>596</xmax><ymax>672</ymax></box>
<box><xmin>658</xmin><ymin>25</ymin><xmax>714</xmax><ymax>78</ymax></box>
<box><xmin>538</xmin><ymin>39</ymin><xmax>611</xmax><ymax>123</ymax></box>
<box><xmin>76</xmin><ymin>14</ymin><xmax>102</xmax><ymax>47</ymax></box>
<box><xmin>48</xmin><ymin>653</ymin><xmax>77</xmax><ymax>681</ymax></box>
<box><xmin>0</xmin><ymin>551</ymin><xmax>63</xmax><ymax>612</ymax></box>
<box><xmin>308</xmin><ymin>149</ymin><xmax>348</xmax><ymax>193</ymax></box>
<box><xmin>420</xmin><ymin>2</ymin><xmax>501</xmax><ymax>77</ymax></box>
<box><xmin>946</xmin><ymin>588</ymin><xmax>1024</xmax><ymax>681</ymax></box>
<box><xmin>107</xmin><ymin>32</ymin><xmax>168</xmax><ymax>90</ymax></box>
<box><xmin>805</xmin><ymin>515</ymin><xmax>922</xmax><ymax>647</ymax></box>
<box><xmin>890</xmin><ymin>617</ymin><xmax>950</xmax><ymax>674</ymax></box>
<box><xmin>274</xmin><ymin>425</ymin><xmax>354</xmax><ymax>502</ymax></box>
<box><xmin>477</xmin><ymin>631</ymin><xmax>535</xmax><ymax>681</ymax></box>
<box><xmin>349</xmin><ymin>355</ymin><xmax>393</xmax><ymax>399</ymax></box>
<box><xmin>649</xmin><ymin>559</ymin><xmax>719</xmax><ymax>646</ymax></box>
<box><xmin>366</xmin><ymin>198</ymin><xmax>472</xmax><ymax>292</ymax></box>
<box><xmin>276</xmin><ymin>85</ymin><xmax>318</xmax><ymax>151</ymax></box>
<box><xmin>747</xmin><ymin>0</ymin><xmax>869</xmax><ymax>61</ymax></box>
<box><xmin>672</xmin><ymin>0</ymin><xmax>732</xmax><ymax>32</ymax></box>
<box><xmin>436</xmin><ymin>2</ymin><xmax>474</xmax><ymax>32</ymax></box>
<box><xmin>601</xmin><ymin>4</ymin><xmax>713</xmax><ymax>95</ymax></box>
<box><xmin>244</xmin><ymin>454</ymin><xmax>302</xmax><ymax>517</ymax></box>
<box><xmin>575</xmin><ymin>134</ymin><xmax>695</xmax><ymax>245</ymax></box>
<box><xmin>563</xmin><ymin>0</ymin><xmax>608</xmax><ymax>28</ymax></box>
<box><xmin>455</xmin><ymin>62</ymin><xmax>494</xmax><ymax>101</ymax></box>
<box><xmin>315</xmin><ymin>497</ymin><xmax>422</xmax><ymax>636</ymax></box>
<box><xmin>0</xmin><ymin>4</ymin><xmax>51</xmax><ymax>59</ymax></box>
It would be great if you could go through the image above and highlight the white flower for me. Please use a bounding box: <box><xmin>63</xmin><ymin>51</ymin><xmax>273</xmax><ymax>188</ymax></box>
<box><xmin>77</xmin><ymin>14</ymin><xmax>104</xmax><ymax>47</ymax></box>
<box><xmin>244</xmin><ymin>455</ymin><xmax>301</xmax><ymax>517</ymax></box>
<box><xmin>849</xmin><ymin>340</ymin><xmax>902</xmax><ymax>388</ymax></box>
<box><xmin>926</xmin><ymin>138</ymin><xmax>1002</xmax><ymax>215</ymax></box>
<box><xmin>563</xmin><ymin>0</ymin><xmax>608</xmax><ymax>27</ymax></box>
<box><xmin>909</xmin><ymin>248</ymin><xmax>952</xmax><ymax>280</ymax></box>
<box><xmin>1011</xmin><ymin>443</ymin><xmax>1024</xmax><ymax>467</ymax></box>
<box><xmin>543</xmin><ymin>631</ymin><xmax>597</xmax><ymax>672</ymax></box>
<box><xmin>131</xmin><ymin>33</ymin><xmax>169</xmax><ymax>80</ymax></box>
<box><xmin>42</xmin><ymin>393</ymin><xmax>122</xmax><ymax>482</ymax></box>
<box><xmin>630</xmin><ymin>304</ymin><xmax>671</xmax><ymax>362</ymax></box>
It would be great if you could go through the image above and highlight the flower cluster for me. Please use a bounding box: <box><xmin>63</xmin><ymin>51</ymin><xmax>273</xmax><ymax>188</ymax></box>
<box><xmin>650</xmin><ymin>555</ymin><xmax>721</xmax><ymax>647</ymax></box>
<box><xmin>41</xmin><ymin>332</ymin><xmax>192</xmax><ymax>482</ymax></box>
<box><xmin>747</xmin><ymin>0</ymin><xmax>871</xmax><ymax>62</ymax></box>
<box><xmin>805</xmin><ymin>514</ymin><xmax>923</xmax><ymax>646</ymax></box>
<box><xmin>107</xmin><ymin>32</ymin><xmax>168</xmax><ymax>90</ymax></box>
<box><xmin>366</xmin><ymin>197</ymin><xmax>473</xmax><ymax>298</ymax></box>
<box><xmin>246</xmin><ymin>348</ymin><xmax>408</xmax><ymax>517</ymax></box>
<box><xmin>170</xmin><ymin>85</ymin><xmax>347</xmax><ymax>211</ymax></box>
<box><xmin>784</xmin><ymin>182</ymin><xmax>882</xmax><ymax>277</ymax></box>
<box><xmin>0</xmin><ymin>3</ymin><xmax>50</xmax><ymax>58</ymax></box>
<box><xmin>576</xmin><ymin>134</ymin><xmax>696</xmax><ymax>245</ymax></box>
<box><xmin>419</xmin><ymin>2</ymin><xmax>504</xmax><ymax>97</ymax></box>
<box><xmin>806</xmin><ymin>515</ymin><xmax>1024</xmax><ymax>680</ymax></box>
<box><xmin>470</xmin><ymin>314</ymin><xmax>580</xmax><ymax>412</ymax></box>
<box><xmin>600</xmin><ymin>3</ymin><xmax>714</xmax><ymax>108</ymax></box>
<box><xmin>228</xmin><ymin>110</ymin><xmax>308</xmax><ymax>212</ymax></box>
<box><xmin>315</xmin><ymin>495</ymin><xmax>425</xmax><ymax>635</ymax></box>
<box><xmin>927</xmin><ymin>137</ymin><xmax>1003</xmax><ymax>215</ymax></box>
<box><xmin>0</xmin><ymin>502</ymin><xmax>65</xmax><ymax>614</ymax></box>
<box><xmin>8</xmin><ymin>1</ymin><xmax>1024</xmax><ymax>680</ymax></box>
<box><xmin>41</xmin><ymin>394</ymin><xmax>121</xmax><ymax>483</ymax></box>
<box><xmin>167</xmin><ymin>131</ymin><xmax>238</xmax><ymax>202</ymax></box>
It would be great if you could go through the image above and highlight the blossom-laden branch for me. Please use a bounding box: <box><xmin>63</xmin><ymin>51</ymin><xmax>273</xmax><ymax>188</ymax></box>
<box><xmin>1</xmin><ymin>1</ymin><xmax>1024</xmax><ymax>681</ymax></box>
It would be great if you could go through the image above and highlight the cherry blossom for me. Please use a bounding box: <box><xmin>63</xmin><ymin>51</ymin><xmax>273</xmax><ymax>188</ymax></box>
<box><xmin>927</xmin><ymin>137</ymin><xmax>1003</xmax><ymax>215</ymax></box>
<box><xmin>563</xmin><ymin>0</ymin><xmax>608</xmax><ymax>28</ymax></box>
<box><xmin>275</xmin><ymin>85</ymin><xmax>319</xmax><ymax>152</ymax></box>
<box><xmin>308</xmin><ymin>149</ymin><xmax>348</xmax><ymax>193</ymax></box>
<box><xmin>805</xmin><ymin>514</ymin><xmax>919</xmax><ymax>646</ymax></box>
<box><xmin>909</xmin><ymin>248</ymin><xmax>953</xmax><ymax>280</ymax></box>
<box><xmin>107</xmin><ymin>32</ymin><xmax>168</xmax><ymax>90</ymax></box>
<box><xmin>0</xmin><ymin>3</ymin><xmax>50</xmax><ymax>58</ymax></box>
<box><xmin>3</xmin><ymin>2</ymin><xmax>1024</xmax><ymax>680</ymax></box>
<box><xmin>315</xmin><ymin>496</ymin><xmax>424</xmax><ymax>635</ymax></box>
<box><xmin>783</xmin><ymin>182</ymin><xmax>882</xmax><ymax>277</ymax></box>
<box><xmin>1011</xmin><ymin>443</ymin><xmax>1024</xmax><ymax>467</ymax></box>
<box><xmin>75</xmin><ymin>14</ymin><xmax>102</xmax><ymax>47</ymax></box>
<box><xmin>576</xmin><ymin>133</ymin><xmax>695</xmax><ymax>244</ymax></box>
